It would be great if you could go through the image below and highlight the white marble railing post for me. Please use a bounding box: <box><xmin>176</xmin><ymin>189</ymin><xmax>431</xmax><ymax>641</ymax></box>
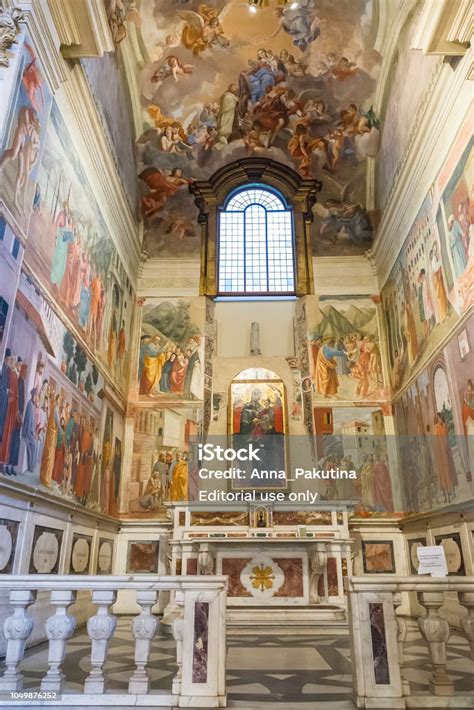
<box><xmin>346</xmin><ymin>576</ymin><xmax>474</xmax><ymax>710</ymax></box>
<box><xmin>172</xmin><ymin>591</ymin><xmax>185</xmax><ymax>696</ymax></box>
<box><xmin>417</xmin><ymin>591</ymin><xmax>454</xmax><ymax>696</ymax></box>
<box><xmin>41</xmin><ymin>590</ymin><xmax>77</xmax><ymax>693</ymax></box>
<box><xmin>128</xmin><ymin>590</ymin><xmax>158</xmax><ymax>694</ymax></box>
<box><xmin>84</xmin><ymin>590</ymin><xmax>117</xmax><ymax>694</ymax></box>
<box><xmin>180</xmin><ymin>586</ymin><xmax>227</xmax><ymax>707</ymax></box>
<box><xmin>393</xmin><ymin>592</ymin><xmax>410</xmax><ymax>697</ymax></box>
<box><xmin>458</xmin><ymin>591</ymin><xmax>474</xmax><ymax>658</ymax></box>
<box><xmin>346</xmin><ymin>582</ymin><xmax>404</xmax><ymax>709</ymax></box>
<box><xmin>0</xmin><ymin>590</ymin><xmax>36</xmax><ymax>692</ymax></box>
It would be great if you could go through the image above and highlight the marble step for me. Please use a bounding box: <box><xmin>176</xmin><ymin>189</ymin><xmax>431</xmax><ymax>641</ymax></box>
<box><xmin>226</xmin><ymin>604</ymin><xmax>348</xmax><ymax>635</ymax></box>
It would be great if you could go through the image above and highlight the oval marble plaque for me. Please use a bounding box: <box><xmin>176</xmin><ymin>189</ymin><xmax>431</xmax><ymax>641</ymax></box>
<box><xmin>0</xmin><ymin>525</ymin><xmax>13</xmax><ymax>571</ymax></box>
<box><xmin>440</xmin><ymin>537</ymin><xmax>462</xmax><ymax>573</ymax></box>
<box><xmin>410</xmin><ymin>542</ymin><xmax>424</xmax><ymax>571</ymax></box>
<box><xmin>71</xmin><ymin>537</ymin><xmax>90</xmax><ymax>573</ymax></box>
<box><xmin>98</xmin><ymin>541</ymin><xmax>113</xmax><ymax>572</ymax></box>
<box><xmin>33</xmin><ymin>532</ymin><xmax>59</xmax><ymax>573</ymax></box>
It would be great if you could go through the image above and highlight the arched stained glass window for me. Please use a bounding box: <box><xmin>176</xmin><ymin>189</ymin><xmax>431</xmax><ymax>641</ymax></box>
<box><xmin>218</xmin><ymin>185</ymin><xmax>295</xmax><ymax>295</ymax></box>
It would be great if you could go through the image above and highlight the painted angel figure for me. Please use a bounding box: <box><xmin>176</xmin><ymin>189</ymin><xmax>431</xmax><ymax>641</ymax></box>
<box><xmin>179</xmin><ymin>4</ymin><xmax>230</xmax><ymax>56</ymax></box>
<box><xmin>151</xmin><ymin>55</ymin><xmax>193</xmax><ymax>84</ymax></box>
<box><xmin>154</xmin><ymin>28</ymin><xmax>181</xmax><ymax>61</ymax></box>
<box><xmin>262</xmin><ymin>0</ymin><xmax>322</xmax><ymax>53</ymax></box>
<box><xmin>139</xmin><ymin>166</ymin><xmax>191</xmax><ymax>218</ymax></box>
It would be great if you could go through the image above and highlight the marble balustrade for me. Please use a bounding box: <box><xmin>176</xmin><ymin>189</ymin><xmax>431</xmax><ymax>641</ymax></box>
<box><xmin>0</xmin><ymin>575</ymin><xmax>227</xmax><ymax>707</ymax></box>
<box><xmin>345</xmin><ymin>575</ymin><xmax>474</xmax><ymax>709</ymax></box>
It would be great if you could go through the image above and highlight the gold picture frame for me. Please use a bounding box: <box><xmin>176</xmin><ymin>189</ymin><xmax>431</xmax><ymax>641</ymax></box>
<box><xmin>228</xmin><ymin>376</ymin><xmax>288</xmax><ymax>491</ymax></box>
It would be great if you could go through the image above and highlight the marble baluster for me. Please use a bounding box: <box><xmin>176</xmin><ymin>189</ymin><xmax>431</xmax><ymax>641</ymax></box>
<box><xmin>393</xmin><ymin>592</ymin><xmax>410</xmax><ymax>696</ymax></box>
<box><xmin>161</xmin><ymin>544</ymin><xmax>183</xmax><ymax>631</ymax></box>
<box><xmin>128</xmin><ymin>591</ymin><xmax>159</xmax><ymax>694</ymax></box>
<box><xmin>84</xmin><ymin>590</ymin><xmax>117</xmax><ymax>694</ymax></box>
<box><xmin>0</xmin><ymin>590</ymin><xmax>36</xmax><ymax>692</ymax></box>
<box><xmin>309</xmin><ymin>543</ymin><xmax>327</xmax><ymax>604</ymax></box>
<box><xmin>172</xmin><ymin>592</ymin><xmax>185</xmax><ymax>695</ymax></box>
<box><xmin>41</xmin><ymin>590</ymin><xmax>77</xmax><ymax>693</ymax></box>
<box><xmin>458</xmin><ymin>591</ymin><xmax>474</xmax><ymax>658</ymax></box>
<box><xmin>417</xmin><ymin>591</ymin><xmax>454</xmax><ymax>696</ymax></box>
<box><xmin>198</xmin><ymin>544</ymin><xmax>214</xmax><ymax>575</ymax></box>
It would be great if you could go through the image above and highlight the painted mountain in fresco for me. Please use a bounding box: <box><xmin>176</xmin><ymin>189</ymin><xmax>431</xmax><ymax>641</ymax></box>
<box><xmin>134</xmin><ymin>0</ymin><xmax>382</xmax><ymax>258</ymax></box>
<box><xmin>315</xmin><ymin>303</ymin><xmax>378</xmax><ymax>339</ymax></box>
<box><xmin>309</xmin><ymin>297</ymin><xmax>385</xmax><ymax>402</ymax></box>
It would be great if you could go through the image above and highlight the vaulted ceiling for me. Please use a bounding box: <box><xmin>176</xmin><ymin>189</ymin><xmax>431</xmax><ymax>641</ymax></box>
<box><xmin>127</xmin><ymin>0</ymin><xmax>382</xmax><ymax>258</ymax></box>
<box><xmin>86</xmin><ymin>0</ymin><xmax>470</xmax><ymax>263</ymax></box>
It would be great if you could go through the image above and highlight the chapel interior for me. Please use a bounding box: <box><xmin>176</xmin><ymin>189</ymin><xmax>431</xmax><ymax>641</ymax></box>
<box><xmin>0</xmin><ymin>1</ymin><xmax>472</xmax><ymax>709</ymax></box>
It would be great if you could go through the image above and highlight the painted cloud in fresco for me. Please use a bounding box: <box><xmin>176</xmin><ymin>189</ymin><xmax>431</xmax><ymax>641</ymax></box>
<box><xmin>135</xmin><ymin>0</ymin><xmax>382</xmax><ymax>257</ymax></box>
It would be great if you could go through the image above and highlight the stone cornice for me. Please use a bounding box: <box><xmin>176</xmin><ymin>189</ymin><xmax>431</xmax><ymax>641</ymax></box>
<box><xmin>17</xmin><ymin>0</ymin><xmax>67</xmax><ymax>89</ymax></box>
<box><xmin>46</xmin><ymin>0</ymin><xmax>114</xmax><ymax>57</ymax></box>
<box><xmin>119</xmin><ymin>22</ymin><xmax>146</xmax><ymax>136</ymax></box>
<box><xmin>412</xmin><ymin>0</ymin><xmax>472</xmax><ymax>54</ymax></box>
<box><xmin>448</xmin><ymin>0</ymin><xmax>474</xmax><ymax>43</ymax></box>
<box><xmin>0</xmin><ymin>479</ymin><xmax>121</xmax><ymax>531</ymax></box>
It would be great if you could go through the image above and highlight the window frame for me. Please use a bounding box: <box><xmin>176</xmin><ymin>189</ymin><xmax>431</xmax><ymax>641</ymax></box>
<box><xmin>216</xmin><ymin>184</ymin><xmax>296</xmax><ymax>298</ymax></box>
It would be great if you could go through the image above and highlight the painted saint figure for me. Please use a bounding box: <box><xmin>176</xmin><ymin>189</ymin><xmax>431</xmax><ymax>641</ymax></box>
<box><xmin>169</xmin><ymin>451</ymin><xmax>188</xmax><ymax>502</ymax></box>
<box><xmin>50</xmin><ymin>202</ymin><xmax>74</xmax><ymax>287</ymax></box>
<box><xmin>314</xmin><ymin>338</ymin><xmax>344</xmax><ymax>397</ymax></box>
<box><xmin>434</xmin><ymin>412</ymin><xmax>458</xmax><ymax>503</ymax></box>
<box><xmin>22</xmin><ymin>389</ymin><xmax>38</xmax><ymax>472</ymax></box>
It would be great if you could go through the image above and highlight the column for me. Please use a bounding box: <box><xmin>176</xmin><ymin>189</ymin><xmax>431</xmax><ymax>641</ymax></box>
<box><xmin>417</xmin><ymin>591</ymin><xmax>454</xmax><ymax>696</ymax></box>
<box><xmin>84</xmin><ymin>590</ymin><xmax>117</xmax><ymax>694</ymax></box>
<box><xmin>459</xmin><ymin>591</ymin><xmax>474</xmax><ymax>658</ymax></box>
<box><xmin>128</xmin><ymin>590</ymin><xmax>158</xmax><ymax>694</ymax></box>
<box><xmin>0</xmin><ymin>590</ymin><xmax>36</xmax><ymax>692</ymax></box>
<box><xmin>41</xmin><ymin>590</ymin><xmax>77</xmax><ymax>693</ymax></box>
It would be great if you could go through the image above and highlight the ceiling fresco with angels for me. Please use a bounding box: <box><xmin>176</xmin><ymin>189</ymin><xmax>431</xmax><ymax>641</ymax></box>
<box><xmin>134</xmin><ymin>0</ymin><xmax>381</xmax><ymax>258</ymax></box>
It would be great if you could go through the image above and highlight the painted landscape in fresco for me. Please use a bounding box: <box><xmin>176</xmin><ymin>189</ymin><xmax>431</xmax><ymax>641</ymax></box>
<box><xmin>395</xmin><ymin>317</ymin><xmax>473</xmax><ymax>514</ymax></box>
<box><xmin>138</xmin><ymin>298</ymin><xmax>204</xmax><ymax>402</ymax></box>
<box><xmin>135</xmin><ymin>0</ymin><xmax>381</xmax><ymax>257</ymax></box>
<box><xmin>314</xmin><ymin>405</ymin><xmax>394</xmax><ymax>512</ymax></box>
<box><xmin>125</xmin><ymin>405</ymin><xmax>200</xmax><ymax>518</ymax></box>
<box><xmin>0</xmin><ymin>34</ymin><xmax>52</xmax><ymax>232</ymax></box>
<box><xmin>25</xmin><ymin>101</ymin><xmax>134</xmax><ymax>390</ymax></box>
<box><xmin>0</xmin><ymin>274</ymin><xmax>123</xmax><ymax>515</ymax></box>
<box><xmin>309</xmin><ymin>296</ymin><xmax>386</xmax><ymax>403</ymax></box>
<box><xmin>382</xmin><ymin>132</ymin><xmax>473</xmax><ymax>391</ymax></box>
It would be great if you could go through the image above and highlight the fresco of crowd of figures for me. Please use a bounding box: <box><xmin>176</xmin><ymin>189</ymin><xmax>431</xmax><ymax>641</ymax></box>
<box><xmin>0</xmin><ymin>4</ymin><xmax>472</xmax><ymax>521</ymax></box>
<box><xmin>0</xmin><ymin>30</ymin><xmax>131</xmax><ymax>515</ymax></box>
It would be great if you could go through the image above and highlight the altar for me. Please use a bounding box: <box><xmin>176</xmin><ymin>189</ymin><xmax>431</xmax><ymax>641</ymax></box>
<box><xmin>165</xmin><ymin>504</ymin><xmax>353</xmax><ymax>633</ymax></box>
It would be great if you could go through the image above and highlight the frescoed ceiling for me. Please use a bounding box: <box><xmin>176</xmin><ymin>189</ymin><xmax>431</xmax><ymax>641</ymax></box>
<box><xmin>129</xmin><ymin>1</ymin><xmax>382</xmax><ymax>258</ymax></box>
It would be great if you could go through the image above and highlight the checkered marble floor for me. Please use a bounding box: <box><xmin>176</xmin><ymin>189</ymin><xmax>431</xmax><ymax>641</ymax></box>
<box><xmin>3</xmin><ymin>618</ymin><xmax>473</xmax><ymax>708</ymax></box>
